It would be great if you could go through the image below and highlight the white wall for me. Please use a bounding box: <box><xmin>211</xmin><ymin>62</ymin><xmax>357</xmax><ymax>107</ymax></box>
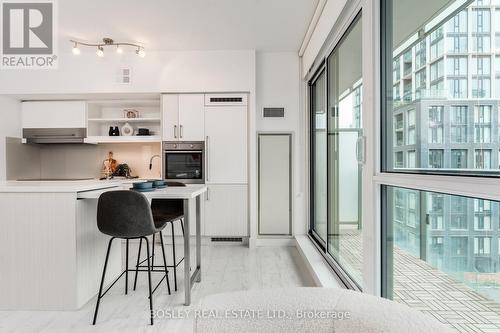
<box><xmin>0</xmin><ymin>96</ymin><xmax>21</xmax><ymax>180</ymax></box>
<box><xmin>0</xmin><ymin>50</ymin><xmax>255</xmax><ymax>94</ymax></box>
<box><xmin>256</xmin><ymin>51</ymin><xmax>306</xmax><ymax>235</ymax></box>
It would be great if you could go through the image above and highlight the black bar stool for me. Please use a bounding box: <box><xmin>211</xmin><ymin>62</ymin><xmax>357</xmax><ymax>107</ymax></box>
<box><xmin>92</xmin><ymin>190</ymin><xmax>171</xmax><ymax>326</ymax></box>
<box><xmin>134</xmin><ymin>199</ymin><xmax>185</xmax><ymax>292</ymax></box>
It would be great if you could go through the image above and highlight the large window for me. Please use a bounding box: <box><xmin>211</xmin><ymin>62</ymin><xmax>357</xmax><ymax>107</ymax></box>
<box><xmin>383</xmin><ymin>1</ymin><xmax>500</xmax><ymax>176</ymax></box>
<box><xmin>383</xmin><ymin>187</ymin><xmax>500</xmax><ymax>311</ymax></box>
<box><xmin>381</xmin><ymin>0</ymin><xmax>500</xmax><ymax>330</ymax></box>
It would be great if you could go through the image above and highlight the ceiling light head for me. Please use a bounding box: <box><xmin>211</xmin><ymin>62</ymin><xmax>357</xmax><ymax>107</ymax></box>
<box><xmin>96</xmin><ymin>46</ymin><xmax>104</xmax><ymax>57</ymax></box>
<box><xmin>136</xmin><ymin>47</ymin><xmax>146</xmax><ymax>58</ymax></box>
<box><xmin>72</xmin><ymin>42</ymin><xmax>80</xmax><ymax>55</ymax></box>
<box><xmin>116</xmin><ymin>45</ymin><xmax>124</xmax><ymax>54</ymax></box>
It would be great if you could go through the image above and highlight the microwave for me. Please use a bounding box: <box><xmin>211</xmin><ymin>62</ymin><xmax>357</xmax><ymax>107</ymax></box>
<box><xmin>163</xmin><ymin>141</ymin><xmax>205</xmax><ymax>184</ymax></box>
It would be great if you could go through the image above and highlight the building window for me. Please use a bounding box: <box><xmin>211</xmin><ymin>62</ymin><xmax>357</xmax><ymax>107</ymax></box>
<box><xmin>394</xmin><ymin>151</ymin><xmax>403</xmax><ymax>168</ymax></box>
<box><xmin>451</xmin><ymin>149</ymin><xmax>468</xmax><ymax>169</ymax></box>
<box><xmin>407</xmin><ymin>150</ymin><xmax>416</xmax><ymax>168</ymax></box>
<box><xmin>429</xmin><ymin>149</ymin><xmax>444</xmax><ymax>168</ymax></box>
<box><xmin>472</xmin><ymin>9</ymin><xmax>491</xmax><ymax>33</ymax></box>
<box><xmin>447</xmin><ymin>56</ymin><xmax>468</xmax><ymax>76</ymax></box>
<box><xmin>450</xmin><ymin>106</ymin><xmax>468</xmax><ymax>143</ymax></box>
<box><xmin>474</xmin><ymin>237</ymin><xmax>491</xmax><ymax>255</ymax></box>
<box><xmin>472</xmin><ymin>56</ymin><xmax>491</xmax><ymax>76</ymax></box>
<box><xmin>475</xmin><ymin>149</ymin><xmax>492</xmax><ymax>168</ymax></box>
<box><xmin>448</xmin><ymin>35</ymin><xmax>468</xmax><ymax>53</ymax></box>
<box><xmin>394</xmin><ymin>113</ymin><xmax>404</xmax><ymax>146</ymax></box>
<box><xmin>430</xmin><ymin>28</ymin><xmax>444</xmax><ymax>60</ymax></box>
<box><xmin>474</xmin><ymin>199</ymin><xmax>492</xmax><ymax>230</ymax></box>
<box><xmin>415</xmin><ymin>41</ymin><xmax>426</xmax><ymax>69</ymax></box>
<box><xmin>449</xmin><ymin>10</ymin><xmax>468</xmax><ymax>33</ymax></box>
<box><xmin>473</xmin><ymin>35</ymin><xmax>491</xmax><ymax>53</ymax></box>
<box><xmin>415</xmin><ymin>70</ymin><xmax>426</xmax><ymax>98</ymax></box>
<box><xmin>430</xmin><ymin>60</ymin><xmax>444</xmax><ymax>81</ymax></box>
<box><xmin>474</xmin><ymin>105</ymin><xmax>491</xmax><ymax>143</ymax></box>
<box><xmin>407</xmin><ymin>109</ymin><xmax>416</xmax><ymax>144</ymax></box>
<box><xmin>448</xmin><ymin>78</ymin><xmax>467</xmax><ymax>98</ymax></box>
<box><xmin>428</xmin><ymin>106</ymin><xmax>444</xmax><ymax>143</ymax></box>
<box><xmin>472</xmin><ymin>77</ymin><xmax>491</xmax><ymax>98</ymax></box>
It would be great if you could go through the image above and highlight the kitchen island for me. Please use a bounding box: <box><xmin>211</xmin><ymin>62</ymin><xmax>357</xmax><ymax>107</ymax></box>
<box><xmin>0</xmin><ymin>180</ymin><xmax>124</xmax><ymax>310</ymax></box>
<box><xmin>0</xmin><ymin>180</ymin><xmax>206</xmax><ymax>310</ymax></box>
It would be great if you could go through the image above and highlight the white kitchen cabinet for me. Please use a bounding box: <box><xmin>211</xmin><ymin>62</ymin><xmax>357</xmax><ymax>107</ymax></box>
<box><xmin>205</xmin><ymin>105</ymin><xmax>247</xmax><ymax>183</ymax></box>
<box><xmin>162</xmin><ymin>94</ymin><xmax>204</xmax><ymax>141</ymax></box>
<box><xmin>204</xmin><ymin>184</ymin><xmax>248</xmax><ymax>236</ymax></box>
<box><xmin>22</xmin><ymin>101</ymin><xmax>87</xmax><ymax>129</ymax></box>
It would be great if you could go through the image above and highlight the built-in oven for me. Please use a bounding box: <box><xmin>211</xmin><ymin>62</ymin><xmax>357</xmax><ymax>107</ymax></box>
<box><xmin>163</xmin><ymin>141</ymin><xmax>205</xmax><ymax>184</ymax></box>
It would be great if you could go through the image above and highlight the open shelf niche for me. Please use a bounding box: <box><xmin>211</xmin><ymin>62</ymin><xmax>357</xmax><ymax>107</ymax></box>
<box><xmin>85</xmin><ymin>99</ymin><xmax>162</xmax><ymax>143</ymax></box>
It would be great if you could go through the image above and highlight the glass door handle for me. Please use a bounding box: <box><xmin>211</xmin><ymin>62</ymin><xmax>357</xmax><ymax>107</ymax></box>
<box><xmin>356</xmin><ymin>135</ymin><xmax>366</xmax><ymax>165</ymax></box>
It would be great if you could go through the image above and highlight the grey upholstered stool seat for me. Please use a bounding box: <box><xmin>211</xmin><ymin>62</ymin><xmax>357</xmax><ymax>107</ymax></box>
<box><xmin>93</xmin><ymin>190</ymin><xmax>171</xmax><ymax>326</ymax></box>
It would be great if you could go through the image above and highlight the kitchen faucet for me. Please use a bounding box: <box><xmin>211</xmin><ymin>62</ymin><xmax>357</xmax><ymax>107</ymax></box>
<box><xmin>149</xmin><ymin>155</ymin><xmax>160</xmax><ymax>170</ymax></box>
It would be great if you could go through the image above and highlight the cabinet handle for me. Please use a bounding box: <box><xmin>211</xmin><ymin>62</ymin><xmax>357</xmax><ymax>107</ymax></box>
<box><xmin>180</xmin><ymin>124</ymin><xmax>183</xmax><ymax>138</ymax></box>
<box><xmin>206</xmin><ymin>136</ymin><xmax>210</xmax><ymax>182</ymax></box>
<box><xmin>206</xmin><ymin>188</ymin><xmax>210</xmax><ymax>201</ymax></box>
<box><xmin>174</xmin><ymin>125</ymin><xmax>178</xmax><ymax>139</ymax></box>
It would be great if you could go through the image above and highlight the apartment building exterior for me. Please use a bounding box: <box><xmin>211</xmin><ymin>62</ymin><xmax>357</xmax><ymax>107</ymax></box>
<box><xmin>391</xmin><ymin>1</ymin><xmax>500</xmax><ymax>282</ymax></box>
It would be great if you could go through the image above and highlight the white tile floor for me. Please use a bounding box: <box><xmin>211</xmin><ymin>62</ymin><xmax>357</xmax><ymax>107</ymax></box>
<box><xmin>0</xmin><ymin>243</ymin><xmax>314</xmax><ymax>333</ymax></box>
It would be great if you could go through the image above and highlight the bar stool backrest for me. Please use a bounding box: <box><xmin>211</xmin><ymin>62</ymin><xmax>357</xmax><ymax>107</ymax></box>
<box><xmin>97</xmin><ymin>190</ymin><xmax>156</xmax><ymax>238</ymax></box>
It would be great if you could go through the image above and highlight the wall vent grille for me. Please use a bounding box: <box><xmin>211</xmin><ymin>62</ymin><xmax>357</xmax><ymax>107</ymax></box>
<box><xmin>211</xmin><ymin>237</ymin><xmax>243</xmax><ymax>242</ymax></box>
<box><xmin>210</xmin><ymin>97</ymin><xmax>243</xmax><ymax>103</ymax></box>
<box><xmin>263</xmin><ymin>107</ymin><xmax>285</xmax><ymax>118</ymax></box>
<box><xmin>119</xmin><ymin>68</ymin><xmax>131</xmax><ymax>84</ymax></box>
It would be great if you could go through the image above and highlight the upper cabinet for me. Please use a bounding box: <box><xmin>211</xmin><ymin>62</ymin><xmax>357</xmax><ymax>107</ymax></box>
<box><xmin>162</xmin><ymin>94</ymin><xmax>204</xmax><ymax>141</ymax></box>
<box><xmin>22</xmin><ymin>101</ymin><xmax>87</xmax><ymax>128</ymax></box>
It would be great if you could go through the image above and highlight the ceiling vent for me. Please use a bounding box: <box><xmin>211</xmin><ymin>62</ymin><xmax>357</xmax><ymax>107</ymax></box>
<box><xmin>263</xmin><ymin>107</ymin><xmax>285</xmax><ymax>118</ymax></box>
<box><xmin>118</xmin><ymin>68</ymin><xmax>132</xmax><ymax>84</ymax></box>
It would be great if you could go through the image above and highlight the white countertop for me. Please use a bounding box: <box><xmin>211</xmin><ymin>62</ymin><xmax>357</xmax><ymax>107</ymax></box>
<box><xmin>0</xmin><ymin>180</ymin><xmax>123</xmax><ymax>193</ymax></box>
<box><xmin>77</xmin><ymin>184</ymin><xmax>207</xmax><ymax>199</ymax></box>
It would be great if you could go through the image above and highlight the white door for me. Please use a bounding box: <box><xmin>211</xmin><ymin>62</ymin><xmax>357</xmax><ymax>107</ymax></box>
<box><xmin>205</xmin><ymin>106</ymin><xmax>247</xmax><ymax>184</ymax></box>
<box><xmin>178</xmin><ymin>94</ymin><xmax>205</xmax><ymax>141</ymax></box>
<box><xmin>162</xmin><ymin>94</ymin><xmax>179</xmax><ymax>141</ymax></box>
<box><xmin>258</xmin><ymin>134</ymin><xmax>291</xmax><ymax>235</ymax></box>
<box><xmin>204</xmin><ymin>184</ymin><xmax>248</xmax><ymax>236</ymax></box>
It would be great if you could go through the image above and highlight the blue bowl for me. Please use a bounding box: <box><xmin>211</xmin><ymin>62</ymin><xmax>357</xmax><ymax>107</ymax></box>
<box><xmin>149</xmin><ymin>179</ymin><xmax>166</xmax><ymax>188</ymax></box>
<box><xmin>133</xmin><ymin>181</ymin><xmax>153</xmax><ymax>189</ymax></box>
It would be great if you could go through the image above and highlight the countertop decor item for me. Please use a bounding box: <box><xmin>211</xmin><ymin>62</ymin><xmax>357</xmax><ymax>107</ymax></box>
<box><xmin>102</xmin><ymin>151</ymin><xmax>117</xmax><ymax>179</ymax></box>
<box><xmin>137</xmin><ymin>128</ymin><xmax>150</xmax><ymax>136</ymax></box>
<box><xmin>124</xmin><ymin>109</ymin><xmax>140</xmax><ymax>118</ymax></box>
<box><xmin>113</xmin><ymin>164</ymin><xmax>133</xmax><ymax>178</ymax></box>
<box><xmin>121</xmin><ymin>122</ymin><xmax>134</xmax><ymax>136</ymax></box>
<box><xmin>70</xmin><ymin>38</ymin><xmax>146</xmax><ymax>58</ymax></box>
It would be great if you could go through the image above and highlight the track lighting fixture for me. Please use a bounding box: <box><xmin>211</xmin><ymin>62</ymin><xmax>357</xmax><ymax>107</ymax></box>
<box><xmin>69</xmin><ymin>38</ymin><xmax>145</xmax><ymax>58</ymax></box>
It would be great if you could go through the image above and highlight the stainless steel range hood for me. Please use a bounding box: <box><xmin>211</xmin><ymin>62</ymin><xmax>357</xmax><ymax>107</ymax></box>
<box><xmin>23</xmin><ymin>128</ymin><xmax>87</xmax><ymax>144</ymax></box>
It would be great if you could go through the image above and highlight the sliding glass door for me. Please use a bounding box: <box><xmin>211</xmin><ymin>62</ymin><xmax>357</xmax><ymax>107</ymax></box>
<box><xmin>310</xmin><ymin>13</ymin><xmax>363</xmax><ymax>288</ymax></box>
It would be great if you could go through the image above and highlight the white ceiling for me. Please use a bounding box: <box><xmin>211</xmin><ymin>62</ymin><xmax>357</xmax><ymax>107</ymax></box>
<box><xmin>60</xmin><ymin>0</ymin><xmax>319</xmax><ymax>52</ymax></box>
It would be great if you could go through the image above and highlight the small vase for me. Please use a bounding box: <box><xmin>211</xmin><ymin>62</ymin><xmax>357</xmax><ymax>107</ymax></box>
<box><xmin>108</xmin><ymin>126</ymin><xmax>114</xmax><ymax>136</ymax></box>
<box><xmin>114</xmin><ymin>126</ymin><xmax>120</xmax><ymax>136</ymax></box>
<box><xmin>121</xmin><ymin>123</ymin><xmax>133</xmax><ymax>136</ymax></box>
